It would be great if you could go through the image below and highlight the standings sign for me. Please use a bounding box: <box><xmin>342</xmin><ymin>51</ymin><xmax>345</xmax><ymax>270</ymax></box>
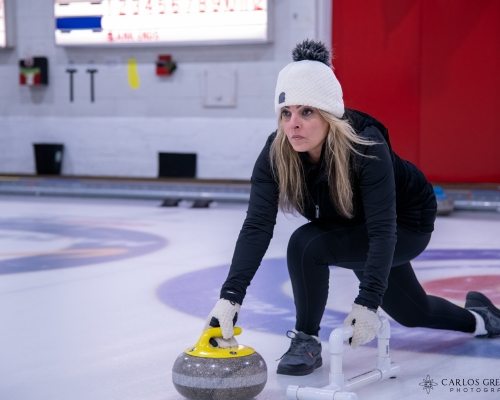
<box><xmin>54</xmin><ymin>0</ymin><xmax>269</xmax><ymax>46</ymax></box>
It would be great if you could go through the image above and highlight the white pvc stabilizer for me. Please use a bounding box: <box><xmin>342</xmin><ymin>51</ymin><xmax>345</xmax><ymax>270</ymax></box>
<box><xmin>286</xmin><ymin>317</ymin><xmax>400</xmax><ymax>400</ymax></box>
<box><xmin>287</xmin><ymin>384</ymin><xmax>358</xmax><ymax>400</ymax></box>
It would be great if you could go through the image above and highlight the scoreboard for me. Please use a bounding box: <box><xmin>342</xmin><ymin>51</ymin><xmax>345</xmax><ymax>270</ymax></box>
<box><xmin>0</xmin><ymin>0</ymin><xmax>6</xmax><ymax>48</ymax></box>
<box><xmin>0</xmin><ymin>0</ymin><xmax>15</xmax><ymax>48</ymax></box>
<box><xmin>55</xmin><ymin>0</ymin><xmax>269</xmax><ymax>46</ymax></box>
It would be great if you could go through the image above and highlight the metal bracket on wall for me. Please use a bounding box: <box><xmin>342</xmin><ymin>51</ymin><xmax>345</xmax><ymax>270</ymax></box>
<box><xmin>86</xmin><ymin>68</ymin><xmax>98</xmax><ymax>102</ymax></box>
<box><xmin>66</xmin><ymin>69</ymin><xmax>77</xmax><ymax>102</ymax></box>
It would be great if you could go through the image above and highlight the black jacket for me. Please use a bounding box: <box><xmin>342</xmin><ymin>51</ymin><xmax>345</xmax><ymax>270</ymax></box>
<box><xmin>220</xmin><ymin>109</ymin><xmax>437</xmax><ymax>308</ymax></box>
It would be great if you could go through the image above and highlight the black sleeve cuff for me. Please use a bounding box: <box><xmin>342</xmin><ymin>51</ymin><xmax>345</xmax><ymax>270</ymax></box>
<box><xmin>354</xmin><ymin>296</ymin><xmax>379</xmax><ymax>311</ymax></box>
<box><xmin>220</xmin><ymin>290</ymin><xmax>244</xmax><ymax>306</ymax></box>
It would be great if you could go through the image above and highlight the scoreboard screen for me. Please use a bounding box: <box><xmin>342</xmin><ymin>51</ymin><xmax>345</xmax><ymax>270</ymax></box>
<box><xmin>0</xmin><ymin>0</ymin><xmax>6</xmax><ymax>48</ymax></box>
<box><xmin>55</xmin><ymin>0</ymin><xmax>269</xmax><ymax>46</ymax></box>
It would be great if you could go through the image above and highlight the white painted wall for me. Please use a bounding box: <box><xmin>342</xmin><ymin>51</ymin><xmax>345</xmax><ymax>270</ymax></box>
<box><xmin>0</xmin><ymin>0</ymin><xmax>332</xmax><ymax>179</ymax></box>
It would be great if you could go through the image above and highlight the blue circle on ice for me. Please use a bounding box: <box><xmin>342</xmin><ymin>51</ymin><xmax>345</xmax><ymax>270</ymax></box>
<box><xmin>157</xmin><ymin>250</ymin><xmax>500</xmax><ymax>358</ymax></box>
<box><xmin>0</xmin><ymin>218</ymin><xmax>167</xmax><ymax>274</ymax></box>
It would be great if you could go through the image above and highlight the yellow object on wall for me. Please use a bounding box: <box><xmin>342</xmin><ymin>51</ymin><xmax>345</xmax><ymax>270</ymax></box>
<box><xmin>128</xmin><ymin>59</ymin><xmax>140</xmax><ymax>89</ymax></box>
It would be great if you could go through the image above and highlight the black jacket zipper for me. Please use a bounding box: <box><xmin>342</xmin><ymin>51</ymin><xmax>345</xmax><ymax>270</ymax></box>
<box><xmin>304</xmin><ymin>157</ymin><xmax>324</xmax><ymax>220</ymax></box>
<box><xmin>306</xmin><ymin>187</ymin><xmax>320</xmax><ymax>219</ymax></box>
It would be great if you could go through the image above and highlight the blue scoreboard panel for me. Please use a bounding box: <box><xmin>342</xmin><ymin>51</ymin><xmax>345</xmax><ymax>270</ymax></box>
<box><xmin>55</xmin><ymin>0</ymin><xmax>269</xmax><ymax>46</ymax></box>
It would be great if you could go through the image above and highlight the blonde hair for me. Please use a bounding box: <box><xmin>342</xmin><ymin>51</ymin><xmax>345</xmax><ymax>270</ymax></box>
<box><xmin>269</xmin><ymin>109</ymin><xmax>377</xmax><ymax>218</ymax></box>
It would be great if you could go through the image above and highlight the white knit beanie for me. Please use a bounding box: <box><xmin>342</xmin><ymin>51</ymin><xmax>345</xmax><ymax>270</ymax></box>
<box><xmin>274</xmin><ymin>40</ymin><xmax>344</xmax><ymax>118</ymax></box>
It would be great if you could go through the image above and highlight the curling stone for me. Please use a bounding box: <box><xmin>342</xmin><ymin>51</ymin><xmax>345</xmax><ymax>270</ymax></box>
<box><xmin>172</xmin><ymin>327</ymin><xmax>267</xmax><ymax>400</ymax></box>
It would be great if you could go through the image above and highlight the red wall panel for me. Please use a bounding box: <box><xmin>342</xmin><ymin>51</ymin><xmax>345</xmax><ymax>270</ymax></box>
<box><xmin>419</xmin><ymin>0</ymin><xmax>500</xmax><ymax>182</ymax></box>
<box><xmin>332</xmin><ymin>0</ymin><xmax>500</xmax><ymax>183</ymax></box>
<box><xmin>332</xmin><ymin>0</ymin><xmax>422</xmax><ymax>164</ymax></box>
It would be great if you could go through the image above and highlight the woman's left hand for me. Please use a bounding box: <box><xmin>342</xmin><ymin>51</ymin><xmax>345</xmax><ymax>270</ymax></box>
<box><xmin>344</xmin><ymin>303</ymin><xmax>381</xmax><ymax>349</ymax></box>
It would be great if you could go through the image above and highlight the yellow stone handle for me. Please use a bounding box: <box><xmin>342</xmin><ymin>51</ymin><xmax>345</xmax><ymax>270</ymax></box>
<box><xmin>186</xmin><ymin>326</ymin><xmax>254</xmax><ymax>358</ymax></box>
<box><xmin>196</xmin><ymin>326</ymin><xmax>242</xmax><ymax>348</ymax></box>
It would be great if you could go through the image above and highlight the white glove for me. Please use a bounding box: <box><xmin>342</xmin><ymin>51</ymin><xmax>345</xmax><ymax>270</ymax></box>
<box><xmin>344</xmin><ymin>303</ymin><xmax>381</xmax><ymax>349</ymax></box>
<box><xmin>203</xmin><ymin>299</ymin><xmax>241</xmax><ymax>348</ymax></box>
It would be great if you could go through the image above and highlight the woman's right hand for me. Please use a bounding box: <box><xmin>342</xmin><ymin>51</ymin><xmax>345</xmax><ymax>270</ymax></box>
<box><xmin>203</xmin><ymin>298</ymin><xmax>241</xmax><ymax>348</ymax></box>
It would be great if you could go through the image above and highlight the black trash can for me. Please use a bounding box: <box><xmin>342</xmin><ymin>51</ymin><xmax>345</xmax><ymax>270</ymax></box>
<box><xmin>33</xmin><ymin>143</ymin><xmax>64</xmax><ymax>175</ymax></box>
<box><xmin>158</xmin><ymin>152</ymin><xmax>197</xmax><ymax>178</ymax></box>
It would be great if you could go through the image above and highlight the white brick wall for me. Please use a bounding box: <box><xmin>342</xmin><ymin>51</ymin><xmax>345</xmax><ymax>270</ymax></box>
<box><xmin>0</xmin><ymin>116</ymin><xmax>277</xmax><ymax>179</ymax></box>
<box><xmin>0</xmin><ymin>0</ymin><xmax>332</xmax><ymax>179</ymax></box>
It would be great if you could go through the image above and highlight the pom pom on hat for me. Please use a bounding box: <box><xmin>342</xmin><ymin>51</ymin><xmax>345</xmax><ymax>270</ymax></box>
<box><xmin>292</xmin><ymin>39</ymin><xmax>331</xmax><ymax>67</ymax></box>
<box><xmin>275</xmin><ymin>40</ymin><xmax>344</xmax><ymax>118</ymax></box>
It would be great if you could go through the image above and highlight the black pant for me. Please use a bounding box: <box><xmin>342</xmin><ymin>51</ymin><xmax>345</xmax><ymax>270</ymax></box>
<box><xmin>287</xmin><ymin>220</ymin><xmax>476</xmax><ymax>336</ymax></box>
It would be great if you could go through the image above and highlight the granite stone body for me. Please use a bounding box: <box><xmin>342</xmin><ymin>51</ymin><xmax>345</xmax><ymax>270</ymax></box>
<box><xmin>172</xmin><ymin>351</ymin><xmax>267</xmax><ymax>400</ymax></box>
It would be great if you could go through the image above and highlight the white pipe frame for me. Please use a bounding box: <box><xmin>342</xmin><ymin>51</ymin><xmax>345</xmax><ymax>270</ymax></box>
<box><xmin>286</xmin><ymin>316</ymin><xmax>400</xmax><ymax>400</ymax></box>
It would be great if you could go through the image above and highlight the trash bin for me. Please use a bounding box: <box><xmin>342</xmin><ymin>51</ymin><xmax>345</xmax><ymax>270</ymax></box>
<box><xmin>33</xmin><ymin>143</ymin><xmax>64</xmax><ymax>175</ymax></box>
<box><xmin>158</xmin><ymin>152</ymin><xmax>197</xmax><ymax>178</ymax></box>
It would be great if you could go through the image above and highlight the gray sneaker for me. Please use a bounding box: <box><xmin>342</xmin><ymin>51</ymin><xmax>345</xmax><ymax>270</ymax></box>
<box><xmin>465</xmin><ymin>291</ymin><xmax>500</xmax><ymax>338</ymax></box>
<box><xmin>277</xmin><ymin>330</ymin><xmax>322</xmax><ymax>376</ymax></box>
